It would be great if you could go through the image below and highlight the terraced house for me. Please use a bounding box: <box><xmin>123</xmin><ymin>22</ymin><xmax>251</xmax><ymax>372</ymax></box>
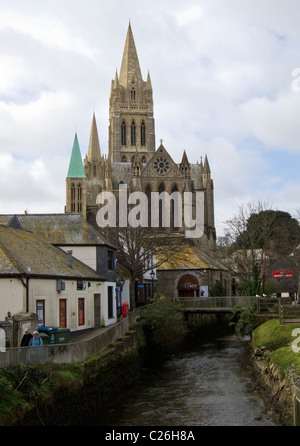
<box><xmin>0</xmin><ymin>214</ymin><xmax>122</xmax><ymax>332</ymax></box>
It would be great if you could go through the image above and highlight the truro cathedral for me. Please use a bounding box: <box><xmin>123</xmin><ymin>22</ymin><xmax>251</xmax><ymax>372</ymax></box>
<box><xmin>65</xmin><ymin>23</ymin><xmax>217</xmax><ymax>251</ymax></box>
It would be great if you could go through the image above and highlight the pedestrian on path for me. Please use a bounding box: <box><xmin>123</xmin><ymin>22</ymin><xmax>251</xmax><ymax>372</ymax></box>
<box><xmin>21</xmin><ymin>329</ymin><xmax>33</xmax><ymax>347</ymax></box>
<box><xmin>29</xmin><ymin>331</ymin><xmax>43</xmax><ymax>346</ymax></box>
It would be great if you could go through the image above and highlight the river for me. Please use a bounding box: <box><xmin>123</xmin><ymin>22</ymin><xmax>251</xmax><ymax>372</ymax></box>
<box><xmin>83</xmin><ymin>333</ymin><xmax>279</xmax><ymax>426</ymax></box>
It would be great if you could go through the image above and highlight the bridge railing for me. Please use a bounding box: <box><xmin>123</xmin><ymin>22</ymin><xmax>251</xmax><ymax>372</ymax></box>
<box><xmin>256</xmin><ymin>297</ymin><xmax>291</xmax><ymax>315</ymax></box>
<box><xmin>176</xmin><ymin>296</ymin><xmax>258</xmax><ymax>309</ymax></box>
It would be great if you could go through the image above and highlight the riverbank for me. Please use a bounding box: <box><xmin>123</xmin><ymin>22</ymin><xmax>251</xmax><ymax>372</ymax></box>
<box><xmin>0</xmin><ymin>323</ymin><xmax>146</xmax><ymax>426</ymax></box>
<box><xmin>1</xmin><ymin>313</ymin><xmax>298</xmax><ymax>426</ymax></box>
<box><xmin>249</xmin><ymin>319</ymin><xmax>300</xmax><ymax>426</ymax></box>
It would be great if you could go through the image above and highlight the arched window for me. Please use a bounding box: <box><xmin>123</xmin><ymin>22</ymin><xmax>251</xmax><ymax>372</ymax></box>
<box><xmin>131</xmin><ymin>88</ymin><xmax>136</xmax><ymax>101</ymax></box>
<box><xmin>121</xmin><ymin>155</ymin><xmax>127</xmax><ymax>162</ymax></box>
<box><xmin>93</xmin><ymin>162</ymin><xmax>97</xmax><ymax>177</ymax></box>
<box><xmin>141</xmin><ymin>121</ymin><xmax>146</xmax><ymax>146</ymax></box>
<box><xmin>71</xmin><ymin>183</ymin><xmax>76</xmax><ymax>212</ymax></box>
<box><xmin>141</xmin><ymin>156</ymin><xmax>147</xmax><ymax>164</ymax></box>
<box><xmin>121</xmin><ymin>121</ymin><xmax>126</xmax><ymax>146</ymax></box>
<box><xmin>131</xmin><ymin>121</ymin><xmax>136</xmax><ymax>146</ymax></box>
<box><xmin>77</xmin><ymin>184</ymin><xmax>82</xmax><ymax>213</ymax></box>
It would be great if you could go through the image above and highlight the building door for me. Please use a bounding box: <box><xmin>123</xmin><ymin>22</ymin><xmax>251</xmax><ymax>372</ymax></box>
<box><xmin>59</xmin><ymin>299</ymin><xmax>67</xmax><ymax>328</ymax></box>
<box><xmin>177</xmin><ymin>274</ymin><xmax>200</xmax><ymax>298</ymax></box>
<box><xmin>94</xmin><ymin>294</ymin><xmax>101</xmax><ymax>326</ymax></box>
<box><xmin>108</xmin><ymin>286</ymin><xmax>113</xmax><ymax>319</ymax></box>
<box><xmin>78</xmin><ymin>298</ymin><xmax>85</xmax><ymax>326</ymax></box>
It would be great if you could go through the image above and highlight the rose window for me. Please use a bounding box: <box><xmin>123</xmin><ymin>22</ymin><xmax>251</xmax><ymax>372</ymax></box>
<box><xmin>154</xmin><ymin>157</ymin><xmax>170</xmax><ymax>174</ymax></box>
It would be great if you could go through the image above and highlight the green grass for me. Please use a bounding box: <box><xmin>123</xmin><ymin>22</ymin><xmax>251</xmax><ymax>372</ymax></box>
<box><xmin>267</xmin><ymin>347</ymin><xmax>300</xmax><ymax>377</ymax></box>
<box><xmin>253</xmin><ymin>319</ymin><xmax>300</xmax><ymax>376</ymax></box>
<box><xmin>253</xmin><ymin>318</ymin><xmax>300</xmax><ymax>350</ymax></box>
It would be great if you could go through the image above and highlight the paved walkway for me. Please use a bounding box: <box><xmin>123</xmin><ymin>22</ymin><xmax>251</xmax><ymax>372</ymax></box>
<box><xmin>69</xmin><ymin>323</ymin><xmax>120</xmax><ymax>343</ymax></box>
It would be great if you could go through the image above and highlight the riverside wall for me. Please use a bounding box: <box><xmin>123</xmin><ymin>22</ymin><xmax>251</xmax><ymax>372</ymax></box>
<box><xmin>1</xmin><ymin>323</ymin><xmax>146</xmax><ymax>426</ymax></box>
<box><xmin>250</xmin><ymin>343</ymin><xmax>298</xmax><ymax>426</ymax></box>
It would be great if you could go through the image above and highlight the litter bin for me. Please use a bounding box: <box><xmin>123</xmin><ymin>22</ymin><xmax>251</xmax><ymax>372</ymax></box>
<box><xmin>38</xmin><ymin>327</ymin><xmax>58</xmax><ymax>344</ymax></box>
<box><xmin>53</xmin><ymin>328</ymin><xmax>70</xmax><ymax>344</ymax></box>
<box><xmin>38</xmin><ymin>332</ymin><xmax>49</xmax><ymax>345</ymax></box>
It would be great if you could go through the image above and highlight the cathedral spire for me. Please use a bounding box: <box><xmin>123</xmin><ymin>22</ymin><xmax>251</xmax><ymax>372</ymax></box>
<box><xmin>119</xmin><ymin>22</ymin><xmax>143</xmax><ymax>86</ymax></box>
<box><xmin>87</xmin><ymin>112</ymin><xmax>101</xmax><ymax>163</ymax></box>
<box><xmin>203</xmin><ymin>154</ymin><xmax>211</xmax><ymax>174</ymax></box>
<box><xmin>67</xmin><ymin>133</ymin><xmax>86</xmax><ymax>178</ymax></box>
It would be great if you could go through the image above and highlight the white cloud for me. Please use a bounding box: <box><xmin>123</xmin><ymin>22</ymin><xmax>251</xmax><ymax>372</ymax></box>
<box><xmin>240</xmin><ymin>88</ymin><xmax>300</xmax><ymax>152</ymax></box>
<box><xmin>0</xmin><ymin>0</ymin><xmax>299</xmax><ymax>238</ymax></box>
<box><xmin>0</xmin><ymin>11</ymin><xmax>95</xmax><ymax>59</ymax></box>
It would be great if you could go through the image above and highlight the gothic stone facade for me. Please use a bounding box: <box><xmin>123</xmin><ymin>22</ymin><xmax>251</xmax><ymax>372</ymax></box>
<box><xmin>66</xmin><ymin>23</ymin><xmax>216</xmax><ymax>250</ymax></box>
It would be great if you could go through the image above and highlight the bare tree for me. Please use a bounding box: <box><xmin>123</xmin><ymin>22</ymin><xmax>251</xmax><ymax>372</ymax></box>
<box><xmin>222</xmin><ymin>201</ymin><xmax>275</xmax><ymax>295</ymax></box>
<box><xmin>100</xmin><ymin>225</ymin><xmax>186</xmax><ymax>309</ymax></box>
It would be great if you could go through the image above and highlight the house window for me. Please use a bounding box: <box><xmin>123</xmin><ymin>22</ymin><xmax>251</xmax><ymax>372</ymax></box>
<box><xmin>131</xmin><ymin>121</ymin><xmax>136</xmax><ymax>146</ymax></box>
<box><xmin>36</xmin><ymin>300</ymin><xmax>45</xmax><ymax>327</ymax></box>
<box><xmin>141</xmin><ymin>121</ymin><xmax>146</xmax><ymax>146</ymax></box>
<box><xmin>78</xmin><ymin>298</ymin><xmax>85</xmax><ymax>326</ymax></box>
<box><xmin>108</xmin><ymin>250</ymin><xmax>114</xmax><ymax>270</ymax></box>
<box><xmin>121</xmin><ymin>121</ymin><xmax>126</xmax><ymax>146</ymax></box>
<box><xmin>77</xmin><ymin>280</ymin><xmax>86</xmax><ymax>290</ymax></box>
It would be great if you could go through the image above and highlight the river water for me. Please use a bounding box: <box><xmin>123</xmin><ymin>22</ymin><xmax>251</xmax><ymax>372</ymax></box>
<box><xmin>84</xmin><ymin>334</ymin><xmax>279</xmax><ymax>426</ymax></box>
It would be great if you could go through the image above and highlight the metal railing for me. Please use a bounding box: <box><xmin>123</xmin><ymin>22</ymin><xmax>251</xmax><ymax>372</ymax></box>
<box><xmin>177</xmin><ymin>296</ymin><xmax>258</xmax><ymax>309</ymax></box>
<box><xmin>280</xmin><ymin>303</ymin><xmax>300</xmax><ymax>325</ymax></box>
<box><xmin>0</xmin><ymin>317</ymin><xmax>130</xmax><ymax>369</ymax></box>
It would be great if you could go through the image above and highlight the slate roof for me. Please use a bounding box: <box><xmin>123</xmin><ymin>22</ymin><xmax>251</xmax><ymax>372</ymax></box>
<box><xmin>157</xmin><ymin>243</ymin><xmax>229</xmax><ymax>271</ymax></box>
<box><xmin>0</xmin><ymin>225</ymin><xmax>104</xmax><ymax>280</ymax></box>
<box><xmin>0</xmin><ymin>213</ymin><xmax>114</xmax><ymax>248</ymax></box>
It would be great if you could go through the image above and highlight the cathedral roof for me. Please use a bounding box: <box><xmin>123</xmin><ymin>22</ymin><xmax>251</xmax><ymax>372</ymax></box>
<box><xmin>67</xmin><ymin>133</ymin><xmax>86</xmax><ymax>178</ymax></box>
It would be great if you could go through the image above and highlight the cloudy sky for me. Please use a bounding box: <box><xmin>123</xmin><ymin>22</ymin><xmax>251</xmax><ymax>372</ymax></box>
<box><xmin>0</xmin><ymin>0</ymin><xmax>300</xmax><ymax>237</ymax></box>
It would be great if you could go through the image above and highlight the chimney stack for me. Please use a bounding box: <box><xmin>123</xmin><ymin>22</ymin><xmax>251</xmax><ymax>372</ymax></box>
<box><xmin>67</xmin><ymin>250</ymin><xmax>73</xmax><ymax>268</ymax></box>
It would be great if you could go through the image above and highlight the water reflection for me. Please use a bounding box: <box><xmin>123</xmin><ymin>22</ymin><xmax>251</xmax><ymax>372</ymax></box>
<box><xmin>84</xmin><ymin>334</ymin><xmax>278</xmax><ymax>426</ymax></box>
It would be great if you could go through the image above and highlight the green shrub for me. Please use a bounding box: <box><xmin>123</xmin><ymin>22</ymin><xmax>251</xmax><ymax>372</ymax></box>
<box><xmin>229</xmin><ymin>305</ymin><xmax>256</xmax><ymax>335</ymax></box>
<box><xmin>141</xmin><ymin>295</ymin><xmax>187</xmax><ymax>353</ymax></box>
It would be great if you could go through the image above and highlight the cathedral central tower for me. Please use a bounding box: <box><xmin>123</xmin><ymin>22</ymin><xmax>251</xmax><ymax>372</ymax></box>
<box><xmin>108</xmin><ymin>23</ymin><xmax>156</xmax><ymax>163</ymax></box>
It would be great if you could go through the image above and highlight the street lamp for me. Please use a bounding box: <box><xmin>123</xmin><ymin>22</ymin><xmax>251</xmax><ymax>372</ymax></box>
<box><xmin>116</xmin><ymin>276</ymin><xmax>125</xmax><ymax>317</ymax></box>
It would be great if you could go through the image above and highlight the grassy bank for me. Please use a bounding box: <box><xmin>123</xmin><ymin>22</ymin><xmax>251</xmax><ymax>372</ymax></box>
<box><xmin>253</xmin><ymin>319</ymin><xmax>300</xmax><ymax>376</ymax></box>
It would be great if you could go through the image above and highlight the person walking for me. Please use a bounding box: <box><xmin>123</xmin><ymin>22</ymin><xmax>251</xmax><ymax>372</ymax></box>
<box><xmin>21</xmin><ymin>329</ymin><xmax>33</xmax><ymax>347</ymax></box>
<box><xmin>29</xmin><ymin>331</ymin><xmax>43</xmax><ymax>346</ymax></box>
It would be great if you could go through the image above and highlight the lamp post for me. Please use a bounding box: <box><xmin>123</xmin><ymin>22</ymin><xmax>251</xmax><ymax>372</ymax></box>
<box><xmin>150</xmin><ymin>270</ymin><xmax>155</xmax><ymax>299</ymax></box>
<box><xmin>117</xmin><ymin>276</ymin><xmax>125</xmax><ymax>317</ymax></box>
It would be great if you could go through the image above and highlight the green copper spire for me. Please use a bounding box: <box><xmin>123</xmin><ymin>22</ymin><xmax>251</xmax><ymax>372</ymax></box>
<box><xmin>67</xmin><ymin>133</ymin><xmax>86</xmax><ymax>178</ymax></box>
